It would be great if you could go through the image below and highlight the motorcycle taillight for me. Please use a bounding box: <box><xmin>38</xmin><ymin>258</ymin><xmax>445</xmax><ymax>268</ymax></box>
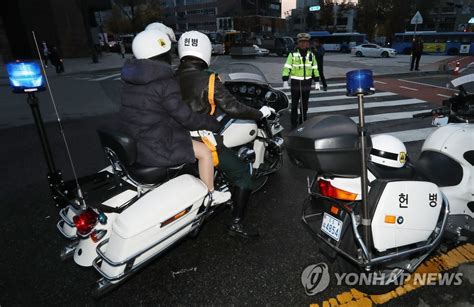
<box><xmin>318</xmin><ymin>179</ymin><xmax>358</xmax><ymax>201</ymax></box>
<box><xmin>73</xmin><ymin>209</ymin><xmax>98</xmax><ymax>236</ymax></box>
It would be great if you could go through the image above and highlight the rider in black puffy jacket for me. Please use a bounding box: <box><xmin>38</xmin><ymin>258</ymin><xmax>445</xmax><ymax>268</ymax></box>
<box><xmin>176</xmin><ymin>31</ymin><xmax>274</xmax><ymax>238</ymax></box>
<box><xmin>121</xmin><ymin>29</ymin><xmax>233</xmax><ymax>204</ymax></box>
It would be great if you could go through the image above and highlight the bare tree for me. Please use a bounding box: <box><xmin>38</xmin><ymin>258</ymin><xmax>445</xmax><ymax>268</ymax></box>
<box><xmin>319</xmin><ymin>0</ymin><xmax>335</xmax><ymax>31</ymax></box>
<box><xmin>356</xmin><ymin>0</ymin><xmax>434</xmax><ymax>41</ymax></box>
<box><xmin>106</xmin><ymin>0</ymin><xmax>162</xmax><ymax>35</ymax></box>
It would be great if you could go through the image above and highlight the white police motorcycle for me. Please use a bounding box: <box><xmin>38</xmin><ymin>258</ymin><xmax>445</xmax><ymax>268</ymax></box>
<box><xmin>50</xmin><ymin>64</ymin><xmax>288</xmax><ymax>297</ymax></box>
<box><xmin>287</xmin><ymin>70</ymin><xmax>473</xmax><ymax>293</ymax></box>
<box><xmin>220</xmin><ymin>63</ymin><xmax>288</xmax><ymax>176</ymax></box>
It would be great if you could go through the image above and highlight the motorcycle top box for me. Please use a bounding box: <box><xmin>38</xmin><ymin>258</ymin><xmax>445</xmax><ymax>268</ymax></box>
<box><xmin>286</xmin><ymin>115</ymin><xmax>372</xmax><ymax>177</ymax></box>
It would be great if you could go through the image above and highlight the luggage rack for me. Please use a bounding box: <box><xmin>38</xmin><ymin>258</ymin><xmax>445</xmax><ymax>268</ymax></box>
<box><xmin>302</xmin><ymin>187</ymin><xmax>451</xmax><ymax>271</ymax></box>
<box><xmin>56</xmin><ymin>205</ymin><xmax>78</xmax><ymax>240</ymax></box>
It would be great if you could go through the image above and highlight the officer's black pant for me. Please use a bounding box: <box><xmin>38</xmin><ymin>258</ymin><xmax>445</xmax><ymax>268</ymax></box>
<box><xmin>319</xmin><ymin>67</ymin><xmax>327</xmax><ymax>89</ymax></box>
<box><xmin>290</xmin><ymin>79</ymin><xmax>312</xmax><ymax>128</ymax></box>
<box><xmin>410</xmin><ymin>54</ymin><xmax>421</xmax><ymax>70</ymax></box>
<box><xmin>216</xmin><ymin>143</ymin><xmax>253</xmax><ymax>190</ymax></box>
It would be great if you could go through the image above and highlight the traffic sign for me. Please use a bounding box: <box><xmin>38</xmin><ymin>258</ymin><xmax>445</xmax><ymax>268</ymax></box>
<box><xmin>469</xmin><ymin>17</ymin><xmax>474</xmax><ymax>24</ymax></box>
<box><xmin>309</xmin><ymin>6</ymin><xmax>321</xmax><ymax>11</ymax></box>
<box><xmin>411</xmin><ymin>11</ymin><xmax>423</xmax><ymax>25</ymax></box>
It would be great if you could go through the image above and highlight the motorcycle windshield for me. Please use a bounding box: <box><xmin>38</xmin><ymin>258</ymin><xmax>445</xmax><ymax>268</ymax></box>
<box><xmin>219</xmin><ymin>63</ymin><xmax>269</xmax><ymax>85</ymax></box>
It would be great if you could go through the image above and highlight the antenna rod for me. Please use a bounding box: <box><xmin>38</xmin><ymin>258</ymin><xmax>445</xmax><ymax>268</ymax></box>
<box><xmin>32</xmin><ymin>31</ymin><xmax>84</xmax><ymax>200</ymax></box>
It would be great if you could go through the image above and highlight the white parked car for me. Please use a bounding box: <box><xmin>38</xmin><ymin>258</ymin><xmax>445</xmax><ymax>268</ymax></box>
<box><xmin>254</xmin><ymin>45</ymin><xmax>270</xmax><ymax>56</ymax></box>
<box><xmin>211</xmin><ymin>43</ymin><xmax>225</xmax><ymax>55</ymax></box>
<box><xmin>351</xmin><ymin>44</ymin><xmax>397</xmax><ymax>58</ymax></box>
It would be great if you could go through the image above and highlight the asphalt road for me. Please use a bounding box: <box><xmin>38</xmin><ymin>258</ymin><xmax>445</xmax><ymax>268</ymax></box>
<box><xmin>1</xmin><ymin>63</ymin><xmax>473</xmax><ymax>305</ymax></box>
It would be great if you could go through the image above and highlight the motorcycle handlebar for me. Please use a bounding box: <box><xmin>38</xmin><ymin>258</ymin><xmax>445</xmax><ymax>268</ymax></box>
<box><xmin>413</xmin><ymin>106</ymin><xmax>451</xmax><ymax>119</ymax></box>
<box><xmin>412</xmin><ymin>111</ymin><xmax>433</xmax><ymax>118</ymax></box>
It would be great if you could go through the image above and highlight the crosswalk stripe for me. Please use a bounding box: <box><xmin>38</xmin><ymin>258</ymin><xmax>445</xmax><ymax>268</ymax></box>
<box><xmin>286</xmin><ymin>88</ymin><xmax>348</xmax><ymax>96</ymax></box>
<box><xmin>350</xmin><ymin>110</ymin><xmax>426</xmax><ymax>123</ymax></box>
<box><xmin>375</xmin><ymin>127</ymin><xmax>435</xmax><ymax>143</ymax></box>
<box><xmin>89</xmin><ymin>73</ymin><xmax>121</xmax><ymax>81</ymax></box>
<box><xmin>289</xmin><ymin>85</ymin><xmax>437</xmax><ymax>144</ymax></box>
<box><xmin>273</xmin><ymin>82</ymin><xmax>346</xmax><ymax>90</ymax></box>
<box><xmin>307</xmin><ymin>98</ymin><xmax>426</xmax><ymax>114</ymax></box>
<box><xmin>308</xmin><ymin>91</ymin><xmax>396</xmax><ymax>102</ymax></box>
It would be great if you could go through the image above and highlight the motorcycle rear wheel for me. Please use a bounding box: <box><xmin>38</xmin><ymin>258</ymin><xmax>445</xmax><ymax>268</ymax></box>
<box><xmin>335</xmin><ymin>225</ymin><xmax>407</xmax><ymax>295</ymax></box>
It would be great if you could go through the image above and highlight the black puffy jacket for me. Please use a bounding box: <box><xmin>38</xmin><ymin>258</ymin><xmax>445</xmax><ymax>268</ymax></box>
<box><xmin>177</xmin><ymin>61</ymin><xmax>262</xmax><ymax>120</ymax></box>
<box><xmin>119</xmin><ymin>58</ymin><xmax>220</xmax><ymax>167</ymax></box>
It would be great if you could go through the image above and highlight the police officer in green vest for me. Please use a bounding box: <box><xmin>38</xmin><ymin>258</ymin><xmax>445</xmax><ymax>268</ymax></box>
<box><xmin>282</xmin><ymin>33</ymin><xmax>320</xmax><ymax>129</ymax></box>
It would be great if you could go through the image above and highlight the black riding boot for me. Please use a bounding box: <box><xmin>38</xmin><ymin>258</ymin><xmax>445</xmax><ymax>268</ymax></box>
<box><xmin>228</xmin><ymin>188</ymin><xmax>259</xmax><ymax>238</ymax></box>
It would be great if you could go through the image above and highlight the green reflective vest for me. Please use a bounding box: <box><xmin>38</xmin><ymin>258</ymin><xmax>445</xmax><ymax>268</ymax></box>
<box><xmin>282</xmin><ymin>49</ymin><xmax>319</xmax><ymax>81</ymax></box>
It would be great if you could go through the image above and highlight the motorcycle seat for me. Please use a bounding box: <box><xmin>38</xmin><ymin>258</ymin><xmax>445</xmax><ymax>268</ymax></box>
<box><xmin>368</xmin><ymin>162</ymin><xmax>416</xmax><ymax>181</ymax></box>
<box><xmin>97</xmin><ymin>129</ymin><xmax>186</xmax><ymax>185</ymax></box>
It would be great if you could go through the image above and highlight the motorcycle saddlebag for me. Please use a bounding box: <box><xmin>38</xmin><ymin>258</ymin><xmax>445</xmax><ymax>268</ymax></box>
<box><xmin>98</xmin><ymin>174</ymin><xmax>208</xmax><ymax>279</ymax></box>
<box><xmin>286</xmin><ymin>115</ymin><xmax>372</xmax><ymax>177</ymax></box>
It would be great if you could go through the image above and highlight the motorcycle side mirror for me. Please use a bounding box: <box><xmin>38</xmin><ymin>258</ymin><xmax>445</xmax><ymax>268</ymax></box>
<box><xmin>265</xmin><ymin>91</ymin><xmax>277</xmax><ymax>103</ymax></box>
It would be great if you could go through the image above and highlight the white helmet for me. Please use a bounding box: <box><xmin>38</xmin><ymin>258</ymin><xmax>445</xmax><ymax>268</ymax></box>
<box><xmin>145</xmin><ymin>22</ymin><xmax>176</xmax><ymax>43</ymax></box>
<box><xmin>178</xmin><ymin>31</ymin><xmax>212</xmax><ymax>66</ymax></box>
<box><xmin>370</xmin><ymin>134</ymin><xmax>407</xmax><ymax>168</ymax></box>
<box><xmin>132</xmin><ymin>29</ymin><xmax>171</xmax><ymax>59</ymax></box>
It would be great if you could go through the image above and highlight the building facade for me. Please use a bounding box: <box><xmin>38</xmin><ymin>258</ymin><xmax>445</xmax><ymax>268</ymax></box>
<box><xmin>288</xmin><ymin>4</ymin><xmax>356</xmax><ymax>34</ymax></box>
<box><xmin>420</xmin><ymin>0</ymin><xmax>474</xmax><ymax>32</ymax></box>
<box><xmin>161</xmin><ymin>0</ymin><xmax>284</xmax><ymax>34</ymax></box>
<box><xmin>1</xmin><ymin>0</ymin><xmax>110</xmax><ymax>62</ymax></box>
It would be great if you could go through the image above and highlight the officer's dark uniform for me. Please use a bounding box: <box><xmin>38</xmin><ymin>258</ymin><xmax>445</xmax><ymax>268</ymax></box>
<box><xmin>177</xmin><ymin>59</ymin><xmax>264</xmax><ymax>238</ymax></box>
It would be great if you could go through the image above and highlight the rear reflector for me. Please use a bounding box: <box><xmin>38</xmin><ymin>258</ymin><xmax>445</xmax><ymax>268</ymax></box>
<box><xmin>318</xmin><ymin>180</ymin><xmax>358</xmax><ymax>201</ymax></box>
<box><xmin>73</xmin><ymin>209</ymin><xmax>98</xmax><ymax>236</ymax></box>
<box><xmin>161</xmin><ymin>206</ymin><xmax>192</xmax><ymax>228</ymax></box>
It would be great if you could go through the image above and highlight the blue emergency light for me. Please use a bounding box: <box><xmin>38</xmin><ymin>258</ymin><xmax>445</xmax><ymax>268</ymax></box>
<box><xmin>346</xmin><ymin>69</ymin><xmax>375</xmax><ymax>96</ymax></box>
<box><xmin>6</xmin><ymin>61</ymin><xmax>46</xmax><ymax>93</ymax></box>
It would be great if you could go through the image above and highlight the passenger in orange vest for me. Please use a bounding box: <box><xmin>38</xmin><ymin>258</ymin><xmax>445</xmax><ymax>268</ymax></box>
<box><xmin>176</xmin><ymin>31</ymin><xmax>275</xmax><ymax>238</ymax></box>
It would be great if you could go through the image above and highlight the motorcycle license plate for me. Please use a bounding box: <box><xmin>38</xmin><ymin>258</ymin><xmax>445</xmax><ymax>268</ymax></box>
<box><xmin>321</xmin><ymin>213</ymin><xmax>343</xmax><ymax>241</ymax></box>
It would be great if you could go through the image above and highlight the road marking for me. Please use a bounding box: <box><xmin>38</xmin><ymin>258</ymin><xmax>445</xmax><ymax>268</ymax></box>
<box><xmin>308</xmin><ymin>91</ymin><xmax>396</xmax><ymax>102</ymax></box>
<box><xmin>374</xmin><ymin>80</ymin><xmax>387</xmax><ymax>84</ymax></box>
<box><xmin>437</xmin><ymin>93</ymin><xmax>450</xmax><ymax>98</ymax></box>
<box><xmin>286</xmin><ymin>88</ymin><xmax>349</xmax><ymax>97</ymax></box>
<box><xmin>398</xmin><ymin>78</ymin><xmax>457</xmax><ymax>91</ymax></box>
<box><xmin>274</xmin><ymin>82</ymin><xmax>346</xmax><ymax>90</ymax></box>
<box><xmin>399</xmin><ymin>85</ymin><xmax>418</xmax><ymax>91</ymax></box>
<box><xmin>310</xmin><ymin>243</ymin><xmax>474</xmax><ymax>307</ymax></box>
<box><xmin>307</xmin><ymin>98</ymin><xmax>426</xmax><ymax>114</ymax></box>
<box><xmin>375</xmin><ymin>127</ymin><xmax>435</xmax><ymax>143</ymax></box>
<box><xmin>350</xmin><ymin>110</ymin><xmax>425</xmax><ymax>123</ymax></box>
<box><xmin>89</xmin><ymin>73</ymin><xmax>121</xmax><ymax>81</ymax></box>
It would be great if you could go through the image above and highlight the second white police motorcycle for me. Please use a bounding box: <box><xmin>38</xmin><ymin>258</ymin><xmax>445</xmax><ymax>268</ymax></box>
<box><xmin>287</xmin><ymin>71</ymin><xmax>473</xmax><ymax>293</ymax></box>
<box><xmin>52</xmin><ymin>63</ymin><xmax>288</xmax><ymax>296</ymax></box>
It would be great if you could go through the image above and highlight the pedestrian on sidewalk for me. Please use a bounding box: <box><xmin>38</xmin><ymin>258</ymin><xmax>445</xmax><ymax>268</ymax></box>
<box><xmin>312</xmin><ymin>38</ymin><xmax>327</xmax><ymax>91</ymax></box>
<box><xmin>49</xmin><ymin>47</ymin><xmax>64</xmax><ymax>74</ymax></box>
<box><xmin>119</xmin><ymin>41</ymin><xmax>126</xmax><ymax>59</ymax></box>
<box><xmin>282</xmin><ymin>33</ymin><xmax>320</xmax><ymax>129</ymax></box>
<box><xmin>410</xmin><ymin>37</ymin><xmax>423</xmax><ymax>71</ymax></box>
<box><xmin>41</xmin><ymin>41</ymin><xmax>49</xmax><ymax>68</ymax></box>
